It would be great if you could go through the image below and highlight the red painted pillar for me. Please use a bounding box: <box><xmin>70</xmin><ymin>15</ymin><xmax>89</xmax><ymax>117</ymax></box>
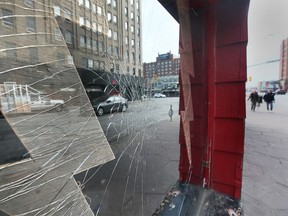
<box><xmin>178</xmin><ymin>0</ymin><xmax>249</xmax><ymax>199</ymax></box>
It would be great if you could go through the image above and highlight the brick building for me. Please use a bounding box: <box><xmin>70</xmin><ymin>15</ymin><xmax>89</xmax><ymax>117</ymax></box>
<box><xmin>143</xmin><ymin>51</ymin><xmax>180</xmax><ymax>96</ymax></box>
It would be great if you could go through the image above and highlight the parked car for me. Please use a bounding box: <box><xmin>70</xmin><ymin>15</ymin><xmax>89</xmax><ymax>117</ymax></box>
<box><xmin>30</xmin><ymin>94</ymin><xmax>65</xmax><ymax>112</ymax></box>
<box><xmin>91</xmin><ymin>95</ymin><xmax>128</xmax><ymax>116</ymax></box>
<box><xmin>273</xmin><ymin>89</ymin><xmax>286</xmax><ymax>95</ymax></box>
<box><xmin>153</xmin><ymin>93</ymin><xmax>166</xmax><ymax>98</ymax></box>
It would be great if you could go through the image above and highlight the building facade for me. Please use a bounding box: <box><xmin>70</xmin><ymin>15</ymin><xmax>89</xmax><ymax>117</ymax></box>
<box><xmin>0</xmin><ymin>0</ymin><xmax>143</xmax><ymax>100</ymax></box>
<box><xmin>0</xmin><ymin>1</ymin><xmax>115</xmax><ymax>215</ymax></box>
<box><xmin>54</xmin><ymin>0</ymin><xmax>143</xmax><ymax>100</ymax></box>
<box><xmin>143</xmin><ymin>51</ymin><xmax>180</xmax><ymax>96</ymax></box>
<box><xmin>279</xmin><ymin>38</ymin><xmax>288</xmax><ymax>90</ymax></box>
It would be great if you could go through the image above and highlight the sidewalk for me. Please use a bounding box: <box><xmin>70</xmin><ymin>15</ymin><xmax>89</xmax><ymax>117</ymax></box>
<box><xmin>76</xmin><ymin>114</ymin><xmax>181</xmax><ymax>216</ymax></box>
<box><xmin>78</xmin><ymin>95</ymin><xmax>288</xmax><ymax>215</ymax></box>
<box><xmin>242</xmin><ymin>95</ymin><xmax>288</xmax><ymax>215</ymax></box>
<box><xmin>151</xmin><ymin>95</ymin><xmax>288</xmax><ymax>215</ymax></box>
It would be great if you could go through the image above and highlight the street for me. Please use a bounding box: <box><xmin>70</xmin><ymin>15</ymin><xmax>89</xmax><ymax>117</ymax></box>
<box><xmin>75</xmin><ymin>94</ymin><xmax>288</xmax><ymax>216</ymax></box>
<box><xmin>75</xmin><ymin>97</ymin><xmax>180</xmax><ymax>216</ymax></box>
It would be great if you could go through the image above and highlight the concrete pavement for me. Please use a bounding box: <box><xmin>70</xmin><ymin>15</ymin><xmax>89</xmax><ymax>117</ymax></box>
<box><xmin>76</xmin><ymin>94</ymin><xmax>288</xmax><ymax>215</ymax></box>
<box><xmin>75</xmin><ymin>98</ymin><xmax>180</xmax><ymax>216</ymax></box>
<box><xmin>242</xmin><ymin>94</ymin><xmax>288</xmax><ymax>216</ymax></box>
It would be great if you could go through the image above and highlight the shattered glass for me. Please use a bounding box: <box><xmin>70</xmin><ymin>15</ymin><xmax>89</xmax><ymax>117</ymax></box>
<box><xmin>0</xmin><ymin>0</ymin><xmax>180</xmax><ymax>215</ymax></box>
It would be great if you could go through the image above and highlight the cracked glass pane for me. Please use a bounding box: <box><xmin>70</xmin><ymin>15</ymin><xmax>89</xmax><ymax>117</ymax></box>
<box><xmin>0</xmin><ymin>0</ymin><xmax>180</xmax><ymax>215</ymax></box>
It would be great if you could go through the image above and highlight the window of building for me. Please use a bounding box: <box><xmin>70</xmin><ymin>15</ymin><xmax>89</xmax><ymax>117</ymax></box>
<box><xmin>86</xmin><ymin>19</ymin><xmax>91</xmax><ymax>28</ymax></box>
<box><xmin>55</xmin><ymin>27</ymin><xmax>62</xmax><ymax>41</ymax></box>
<box><xmin>79</xmin><ymin>0</ymin><xmax>84</xmax><ymax>6</ymax></box>
<box><xmin>131</xmin><ymin>25</ymin><xmax>134</xmax><ymax>33</ymax></box>
<box><xmin>53</xmin><ymin>5</ymin><xmax>60</xmax><ymax>17</ymax></box>
<box><xmin>125</xmin><ymin>7</ymin><xmax>128</xmax><ymax>16</ymax></box>
<box><xmin>114</xmin><ymin>47</ymin><xmax>119</xmax><ymax>57</ymax></box>
<box><xmin>126</xmin><ymin>51</ymin><xmax>129</xmax><ymax>61</ymax></box>
<box><xmin>113</xmin><ymin>31</ymin><xmax>118</xmax><ymax>41</ymax></box>
<box><xmin>107</xmin><ymin>12</ymin><xmax>112</xmax><ymax>22</ymax></box>
<box><xmin>92</xmin><ymin>22</ymin><xmax>97</xmax><ymax>32</ymax></box>
<box><xmin>88</xmin><ymin>59</ymin><xmax>93</xmax><ymax>68</ymax></box>
<box><xmin>125</xmin><ymin>22</ymin><xmax>128</xmax><ymax>30</ymax></box>
<box><xmin>131</xmin><ymin>0</ymin><xmax>134</xmax><ymax>5</ymax></box>
<box><xmin>136</xmin><ymin>1</ymin><xmax>139</xmax><ymax>9</ymax></box>
<box><xmin>29</xmin><ymin>47</ymin><xmax>38</xmax><ymax>64</ymax></box>
<box><xmin>65</xmin><ymin>31</ymin><xmax>72</xmax><ymax>44</ymax></box>
<box><xmin>80</xmin><ymin>35</ymin><xmax>85</xmax><ymax>47</ymax></box>
<box><xmin>86</xmin><ymin>38</ymin><xmax>91</xmax><ymax>49</ymax></box>
<box><xmin>2</xmin><ymin>9</ymin><xmax>14</xmax><ymax>27</ymax></box>
<box><xmin>92</xmin><ymin>40</ymin><xmax>97</xmax><ymax>51</ymax></box>
<box><xmin>108</xmin><ymin>45</ymin><xmax>113</xmax><ymax>55</ymax></box>
<box><xmin>125</xmin><ymin>36</ymin><xmax>128</xmax><ymax>45</ymax></box>
<box><xmin>97</xmin><ymin>6</ymin><xmax>102</xmax><ymax>15</ymax></box>
<box><xmin>113</xmin><ymin>0</ymin><xmax>117</xmax><ymax>8</ymax></box>
<box><xmin>25</xmin><ymin>0</ymin><xmax>34</xmax><ymax>8</ymax></box>
<box><xmin>131</xmin><ymin>39</ymin><xmax>135</xmax><ymax>47</ymax></box>
<box><xmin>82</xmin><ymin>57</ymin><xmax>88</xmax><ymax>67</ymax></box>
<box><xmin>85</xmin><ymin>0</ymin><xmax>90</xmax><ymax>9</ymax></box>
<box><xmin>131</xmin><ymin>12</ymin><xmax>134</xmax><ymax>20</ymax></box>
<box><xmin>100</xmin><ymin>61</ymin><xmax>105</xmax><ymax>70</ymax></box>
<box><xmin>113</xmin><ymin>15</ymin><xmax>117</xmax><ymax>23</ymax></box>
<box><xmin>67</xmin><ymin>55</ymin><xmax>74</xmax><ymax>65</ymax></box>
<box><xmin>108</xmin><ymin>29</ymin><xmax>112</xmax><ymax>38</ymax></box>
<box><xmin>107</xmin><ymin>0</ymin><xmax>112</xmax><ymax>4</ymax></box>
<box><xmin>26</xmin><ymin>17</ymin><xmax>36</xmax><ymax>32</ymax></box>
<box><xmin>132</xmin><ymin>52</ymin><xmax>135</xmax><ymax>61</ymax></box>
<box><xmin>94</xmin><ymin>60</ymin><xmax>100</xmax><ymax>70</ymax></box>
<box><xmin>92</xmin><ymin>3</ymin><xmax>96</xmax><ymax>13</ymax></box>
<box><xmin>98</xmin><ymin>24</ymin><xmax>103</xmax><ymax>33</ymax></box>
<box><xmin>98</xmin><ymin>41</ymin><xmax>104</xmax><ymax>52</ymax></box>
<box><xmin>127</xmin><ymin>66</ymin><xmax>130</xmax><ymax>75</ymax></box>
<box><xmin>79</xmin><ymin>16</ymin><xmax>84</xmax><ymax>26</ymax></box>
<box><xmin>137</xmin><ymin>28</ymin><xmax>140</xmax><ymax>36</ymax></box>
<box><xmin>5</xmin><ymin>42</ymin><xmax>16</xmax><ymax>59</ymax></box>
<box><xmin>137</xmin><ymin>16</ymin><xmax>140</xmax><ymax>23</ymax></box>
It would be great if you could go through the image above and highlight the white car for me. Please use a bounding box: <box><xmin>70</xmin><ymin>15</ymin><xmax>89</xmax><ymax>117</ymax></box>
<box><xmin>153</xmin><ymin>93</ymin><xmax>166</xmax><ymax>98</ymax></box>
<box><xmin>30</xmin><ymin>94</ymin><xmax>65</xmax><ymax>112</ymax></box>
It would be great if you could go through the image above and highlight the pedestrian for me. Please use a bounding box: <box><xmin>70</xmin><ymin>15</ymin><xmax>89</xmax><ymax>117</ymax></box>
<box><xmin>247</xmin><ymin>90</ymin><xmax>259</xmax><ymax>111</ymax></box>
<box><xmin>263</xmin><ymin>90</ymin><xmax>275</xmax><ymax>112</ymax></box>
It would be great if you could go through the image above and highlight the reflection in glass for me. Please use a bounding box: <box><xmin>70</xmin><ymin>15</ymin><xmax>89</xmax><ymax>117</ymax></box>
<box><xmin>0</xmin><ymin>1</ymin><xmax>114</xmax><ymax>215</ymax></box>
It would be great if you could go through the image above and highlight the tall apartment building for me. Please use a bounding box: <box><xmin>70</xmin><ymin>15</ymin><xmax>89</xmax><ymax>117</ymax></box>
<box><xmin>143</xmin><ymin>51</ymin><xmax>180</xmax><ymax>96</ymax></box>
<box><xmin>0</xmin><ymin>1</ymin><xmax>115</xmax><ymax>215</ymax></box>
<box><xmin>280</xmin><ymin>38</ymin><xmax>288</xmax><ymax>89</ymax></box>
<box><xmin>0</xmin><ymin>0</ymin><xmax>143</xmax><ymax>98</ymax></box>
<box><xmin>54</xmin><ymin>0</ymin><xmax>143</xmax><ymax>99</ymax></box>
<box><xmin>0</xmin><ymin>0</ymin><xmax>75</xmax><ymax>91</ymax></box>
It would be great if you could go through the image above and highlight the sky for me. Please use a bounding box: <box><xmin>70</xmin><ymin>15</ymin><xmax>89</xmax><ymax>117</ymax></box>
<box><xmin>142</xmin><ymin>0</ymin><xmax>288</xmax><ymax>88</ymax></box>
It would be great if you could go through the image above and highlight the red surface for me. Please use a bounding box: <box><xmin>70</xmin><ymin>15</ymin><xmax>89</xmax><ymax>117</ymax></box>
<box><xmin>177</xmin><ymin>0</ymin><xmax>250</xmax><ymax>199</ymax></box>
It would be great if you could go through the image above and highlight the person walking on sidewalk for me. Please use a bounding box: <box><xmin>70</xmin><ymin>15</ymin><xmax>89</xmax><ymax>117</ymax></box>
<box><xmin>248</xmin><ymin>90</ymin><xmax>259</xmax><ymax>111</ymax></box>
<box><xmin>263</xmin><ymin>90</ymin><xmax>275</xmax><ymax>112</ymax></box>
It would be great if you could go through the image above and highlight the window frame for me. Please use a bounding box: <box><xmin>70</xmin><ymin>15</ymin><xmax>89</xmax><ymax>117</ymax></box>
<box><xmin>2</xmin><ymin>9</ymin><xmax>14</xmax><ymax>28</ymax></box>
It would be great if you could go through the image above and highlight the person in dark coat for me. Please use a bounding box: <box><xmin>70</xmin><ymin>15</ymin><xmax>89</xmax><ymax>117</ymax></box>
<box><xmin>263</xmin><ymin>90</ymin><xmax>275</xmax><ymax>112</ymax></box>
<box><xmin>248</xmin><ymin>90</ymin><xmax>259</xmax><ymax>111</ymax></box>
